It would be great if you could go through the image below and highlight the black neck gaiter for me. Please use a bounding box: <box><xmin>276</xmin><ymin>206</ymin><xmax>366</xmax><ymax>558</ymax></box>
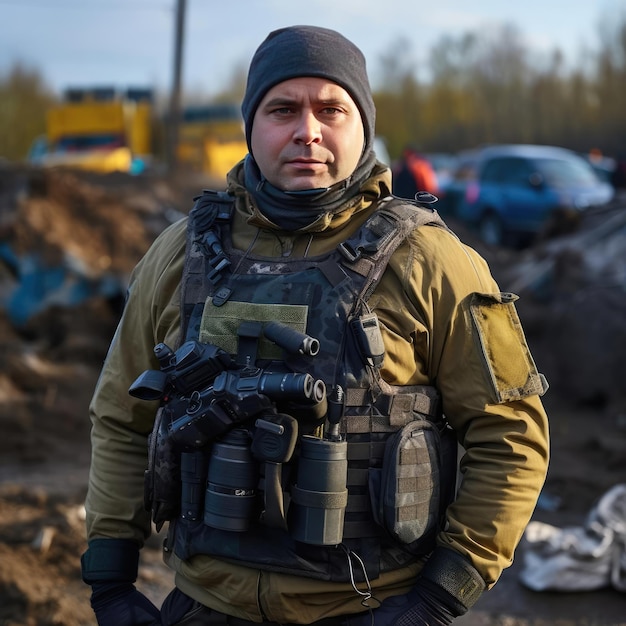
<box><xmin>243</xmin><ymin>151</ymin><xmax>377</xmax><ymax>231</ymax></box>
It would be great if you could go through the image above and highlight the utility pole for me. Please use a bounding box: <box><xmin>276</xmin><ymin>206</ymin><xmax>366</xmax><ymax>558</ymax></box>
<box><xmin>167</xmin><ymin>0</ymin><xmax>186</xmax><ymax>173</ymax></box>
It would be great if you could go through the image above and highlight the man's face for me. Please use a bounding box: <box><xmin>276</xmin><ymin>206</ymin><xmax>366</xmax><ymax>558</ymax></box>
<box><xmin>250</xmin><ymin>77</ymin><xmax>365</xmax><ymax>191</ymax></box>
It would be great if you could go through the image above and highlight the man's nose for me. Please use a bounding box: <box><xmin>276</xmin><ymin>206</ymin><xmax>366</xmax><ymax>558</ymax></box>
<box><xmin>293</xmin><ymin>112</ymin><xmax>322</xmax><ymax>144</ymax></box>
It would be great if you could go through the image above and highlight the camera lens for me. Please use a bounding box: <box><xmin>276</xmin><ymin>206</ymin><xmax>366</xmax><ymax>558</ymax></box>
<box><xmin>258</xmin><ymin>372</ymin><xmax>315</xmax><ymax>398</ymax></box>
<box><xmin>204</xmin><ymin>429</ymin><xmax>259</xmax><ymax>532</ymax></box>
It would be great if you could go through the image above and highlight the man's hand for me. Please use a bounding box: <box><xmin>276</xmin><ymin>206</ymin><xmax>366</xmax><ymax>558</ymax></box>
<box><xmin>90</xmin><ymin>582</ymin><xmax>161</xmax><ymax>626</ymax></box>
<box><xmin>345</xmin><ymin>586</ymin><xmax>455</xmax><ymax>626</ymax></box>
<box><xmin>345</xmin><ymin>548</ymin><xmax>486</xmax><ymax>626</ymax></box>
<box><xmin>82</xmin><ymin>538</ymin><xmax>160</xmax><ymax>626</ymax></box>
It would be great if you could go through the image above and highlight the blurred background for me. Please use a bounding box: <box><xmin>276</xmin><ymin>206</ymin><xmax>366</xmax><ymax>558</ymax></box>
<box><xmin>1</xmin><ymin>0</ymin><xmax>626</xmax><ymax>181</ymax></box>
<box><xmin>1</xmin><ymin>1</ymin><xmax>626</xmax><ymax>625</ymax></box>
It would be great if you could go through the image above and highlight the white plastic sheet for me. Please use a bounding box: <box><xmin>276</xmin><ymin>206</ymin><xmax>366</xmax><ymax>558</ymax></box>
<box><xmin>519</xmin><ymin>484</ymin><xmax>626</xmax><ymax>592</ymax></box>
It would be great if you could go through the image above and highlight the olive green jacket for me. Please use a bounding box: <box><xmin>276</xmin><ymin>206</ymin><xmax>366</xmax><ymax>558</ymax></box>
<box><xmin>85</xmin><ymin>162</ymin><xmax>549</xmax><ymax>622</ymax></box>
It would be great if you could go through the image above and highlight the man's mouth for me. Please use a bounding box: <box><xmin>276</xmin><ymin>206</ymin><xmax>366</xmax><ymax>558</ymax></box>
<box><xmin>289</xmin><ymin>157</ymin><xmax>322</xmax><ymax>164</ymax></box>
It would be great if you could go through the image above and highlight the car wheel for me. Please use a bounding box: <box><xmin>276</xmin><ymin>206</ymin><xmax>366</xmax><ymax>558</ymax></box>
<box><xmin>478</xmin><ymin>212</ymin><xmax>505</xmax><ymax>247</ymax></box>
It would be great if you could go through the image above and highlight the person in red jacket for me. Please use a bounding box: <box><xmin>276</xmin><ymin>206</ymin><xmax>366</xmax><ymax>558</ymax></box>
<box><xmin>392</xmin><ymin>145</ymin><xmax>439</xmax><ymax>198</ymax></box>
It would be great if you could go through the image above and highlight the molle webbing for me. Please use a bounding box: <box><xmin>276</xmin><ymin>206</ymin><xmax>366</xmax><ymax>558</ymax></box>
<box><xmin>339</xmin><ymin>384</ymin><xmax>442</xmax><ymax>540</ymax></box>
<box><xmin>342</xmin><ymin>386</ymin><xmax>441</xmax><ymax>433</ymax></box>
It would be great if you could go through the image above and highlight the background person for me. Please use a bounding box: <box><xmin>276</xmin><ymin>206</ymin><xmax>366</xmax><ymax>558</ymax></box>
<box><xmin>392</xmin><ymin>144</ymin><xmax>439</xmax><ymax>198</ymax></box>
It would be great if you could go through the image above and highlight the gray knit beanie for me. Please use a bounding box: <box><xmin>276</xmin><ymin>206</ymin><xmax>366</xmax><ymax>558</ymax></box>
<box><xmin>241</xmin><ymin>25</ymin><xmax>376</xmax><ymax>153</ymax></box>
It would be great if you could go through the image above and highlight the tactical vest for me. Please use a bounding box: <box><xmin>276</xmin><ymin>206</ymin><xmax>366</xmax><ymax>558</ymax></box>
<box><xmin>161</xmin><ymin>191</ymin><xmax>458</xmax><ymax>583</ymax></box>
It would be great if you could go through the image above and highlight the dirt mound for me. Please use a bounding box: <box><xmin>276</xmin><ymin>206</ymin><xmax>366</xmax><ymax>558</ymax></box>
<box><xmin>0</xmin><ymin>166</ymin><xmax>205</xmax><ymax>467</ymax></box>
<box><xmin>1</xmin><ymin>165</ymin><xmax>625</xmax><ymax>625</ymax></box>
<box><xmin>0</xmin><ymin>166</ymin><xmax>201</xmax><ymax>624</ymax></box>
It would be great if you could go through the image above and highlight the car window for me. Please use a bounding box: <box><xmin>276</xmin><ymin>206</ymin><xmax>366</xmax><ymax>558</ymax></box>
<box><xmin>450</xmin><ymin>153</ymin><xmax>479</xmax><ymax>181</ymax></box>
<box><xmin>536</xmin><ymin>157</ymin><xmax>599</xmax><ymax>186</ymax></box>
<box><xmin>481</xmin><ymin>157</ymin><xmax>533</xmax><ymax>185</ymax></box>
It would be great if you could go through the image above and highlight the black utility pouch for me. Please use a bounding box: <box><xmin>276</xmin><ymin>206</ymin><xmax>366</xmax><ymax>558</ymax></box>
<box><xmin>145</xmin><ymin>405</ymin><xmax>183</xmax><ymax>529</ymax></box>
<box><xmin>369</xmin><ymin>419</ymin><xmax>457</xmax><ymax>550</ymax></box>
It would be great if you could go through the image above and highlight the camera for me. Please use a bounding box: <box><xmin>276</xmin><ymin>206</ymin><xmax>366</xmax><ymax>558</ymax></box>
<box><xmin>129</xmin><ymin>340</ymin><xmax>234</xmax><ymax>401</ymax></box>
<box><xmin>129</xmin><ymin>324</ymin><xmax>328</xmax><ymax>448</ymax></box>
<box><xmin>166</xmin><ymin>367</ymin><xmax>325</xmax><ymax>448</ymax></box>
<box><xmin>132</xmin><ymin>321</ymin><xmax>348</xmax><ymax>542</ymax></box>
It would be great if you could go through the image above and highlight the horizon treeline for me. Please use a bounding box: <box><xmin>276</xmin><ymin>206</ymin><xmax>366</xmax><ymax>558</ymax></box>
<box><xmin>1</xmin><ymin>12</ymin><xmax>625</xmax><ymax>163</ymax></box>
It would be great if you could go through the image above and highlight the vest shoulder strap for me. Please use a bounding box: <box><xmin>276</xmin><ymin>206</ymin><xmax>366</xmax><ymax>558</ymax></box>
<box><xmin>180</xmin><ymin>190</ymin><xmax>234</xmax><ymax>342</ymax></box>
<box><xmin>340</xmin><ymin>195</ymin><xmax>451</xmax><ymax>303</ymax></box>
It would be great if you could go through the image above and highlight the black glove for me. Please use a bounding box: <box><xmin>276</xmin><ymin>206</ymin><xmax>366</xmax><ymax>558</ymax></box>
<box><xmin>392</xmin><ymin>586</ymin><xmax>455</xmax><ymax>626</ymax></box>
<box><xmin>345</xmin><ymin>548</ymin><xmax>486</xmax><ymax>626</ymax></box>
<box><xmin>345</xmin><ymin>585</ymin><xmax>454</xmax><ymax>626</ymax></box>
<box><xmin>90</xmin><ymin>582</ymin><xmax>161</xmax><ymax>626</ymax></box>
<box><xmin>81</xmin><ymin>538</ymin><xmax>161</xmax><ymax>626</ymax></box>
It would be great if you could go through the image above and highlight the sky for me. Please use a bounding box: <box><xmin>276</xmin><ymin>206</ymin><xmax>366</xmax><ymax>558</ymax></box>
<box><xmin>1</xmin><ymin>0</ymin><xmax>625</xmax><ymax>100</ymax></box>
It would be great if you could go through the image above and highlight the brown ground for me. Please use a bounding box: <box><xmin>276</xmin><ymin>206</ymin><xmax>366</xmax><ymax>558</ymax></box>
<box><xmin>0</xmin><ymin>166</ymin><xmax>624</xmax><ymax>626</ymax></box>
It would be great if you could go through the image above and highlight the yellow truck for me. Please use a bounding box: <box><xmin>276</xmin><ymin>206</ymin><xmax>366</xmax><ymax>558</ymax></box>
<box><xmin>30</xmin><ymin>87</ymin><xmax>154</xmax><ymax>174</ymax></box>
<box><xmin>177</xmin><ymin>103</ymin><xmax>248</xmax><ymax>180</ymax></box>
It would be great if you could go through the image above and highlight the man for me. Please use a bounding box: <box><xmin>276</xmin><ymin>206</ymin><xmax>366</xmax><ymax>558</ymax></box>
<box><xmin>81</xmin><ymin>26</ymin><xmax>550</xmax><ymax>626</ymax></box>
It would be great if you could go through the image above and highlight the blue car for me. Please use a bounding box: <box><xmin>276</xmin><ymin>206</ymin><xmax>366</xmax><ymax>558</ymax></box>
<box><xmin>453</xmin><ymin>144</ymin><xmax>615</xmax><ymax>247</ymax></box>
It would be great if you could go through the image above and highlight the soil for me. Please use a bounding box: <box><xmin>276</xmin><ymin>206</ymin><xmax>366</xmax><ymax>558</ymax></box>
<box><xmin>0</xmin><ymin>166</ymin><xmax>624</xmax><ymax>626</ymax></box>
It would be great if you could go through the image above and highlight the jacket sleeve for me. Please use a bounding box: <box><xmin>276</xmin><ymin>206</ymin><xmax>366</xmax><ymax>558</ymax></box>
<box><xmin>84</xmin><ymin>219</ymin><xmax>188</xmax><ymax>544</ymax></box>
<box><xmin>373</xmin><ymin>224</ymin><xmax>550</xmax><ymax>588</ymax></box>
